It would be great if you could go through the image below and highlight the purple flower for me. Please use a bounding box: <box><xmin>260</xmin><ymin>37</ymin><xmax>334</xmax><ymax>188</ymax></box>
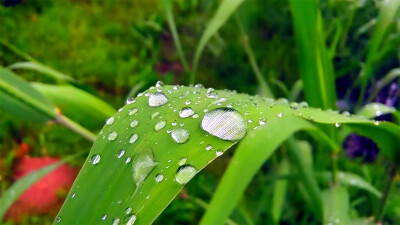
<box><xmin>343</xmin><ymin>133</ymin><xmax>379</xmax><ymax>163</ymax></box>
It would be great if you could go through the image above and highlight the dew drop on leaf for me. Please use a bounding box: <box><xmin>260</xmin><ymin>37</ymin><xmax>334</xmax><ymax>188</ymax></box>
<box><xmin>55</xmin><ymin>216</ymin><xmax>61</xmax><ymax>223</ymax></box>
<box><xmin>259</xmin><ymin>117</ymin><xmax>266</xmax><ymax>125</ymax></box>
<box><xmin>179</xmin><ymin>107</ymin><xmax>195</xmax><ymax>118</ymax></box>
<box><xmin>106</xmin><ymin>117</ymin><xmax>114</xmax><ymax>125</ymax></box>
<box><xmin>125</xmin><ymin>207</ymin><xmax>132</xmax><ymax>214</ymax></box>
<box><xmin>117</xmin><ymin>150</ymin><xmax>125</xmax><ymax>159</ymax></box>
<box><xmin>154</xmin><ymin>121</ymin><xmax>166</xmax><ymax>131</ymax></box>
<box><xmin>125</xmin><ymin>214</ymin><xmax>137</xmax><ymax>225</ymax></box>
<box><xmin>130</xmin><ymin>120</ymin><xmax>139</xmax><ymax>128</ymax></box>
<box><xmin>112</xmin><ymin>218</ymin><xmax>120</xmax><ymax>225</ymax></box>
<box><xmin>175</xmin><ymin>165</ymin><xmax>197</xmax><ymax>185</ymax></box>
<box><xmin>155</xmin><ymin>80</ymin><xmax>164</xmax><ymax>88</ymax></box>
<box><xmin>151</xmin><ymin>112</ymin><xmax>160</xmax><ymax>120</ymax></box>
<box><xmin>195</xmin><ymin>84</ymin><xmax>204</xmax><ymax>89</ymax></box>
<box><xmin>125</xmin><ymin>157</ymin><xmax>132</xmax><ymax>164</ymax></box>
<box><xmin>126</xmin><ymin>97</ymin><xmax>136</xmax><ymax>104</ymax></box>
<box><xmin>132</xmin><ymin>149</ymin><xmax>158</xmax><ymax>187</ymax></box>
<box><xmin>205</xmin><ymin>145</ymin><xmax>212</xmax><ymax>151</ymax></box>
<box><xmin>129</xmin><ymin>108</ymin><xmax>138</xmax><ymax>116</ymax></box>
<box><xmin>148</xmin><ymin>93</ymin><xmax>168</xmax><ymax>107</ymax></box>
<box><xmin>201</xmin><ymin>108</ymin><xmax>247</xmax><ymax>141</ymax></box>
<box><xmin>101</xmin><ymin>214</ymin><xmax>107</xmax><ymax>221</ymax></box>
<box><xmin>178</xmin><ymin>157</ymin><xmax>187</xmax><ymax>166</ymax></box>
<box><xmin>155</xmin><ymin>174</ymin><xmax>164</xmax><ymax>183</ymax></box>
<box><xmin>108</xmin><ymin>131</ymin><xmax>118</xmax><ymax>141</ymax></box>
<box><xmin>216</xmin><ymin>150</ymin><xmax>223</xmax><ymax>156</ymax></box>
<box><xmin>171</xmin><ymin>129</ymin><xmax>190</xmax><ymax>143</ymax></box>
<box><xmin>129</xmin><ymin>134</ymin><xmax>139</xmax><ymax>144</ymax></box>
<box><xmin>335</xmin><ymin>122</ymin><xmax>340</xmax><ymax>127</ymax></box>
<box><xmin>278</xmin><ymin>112</ymin><xmax>283</xmax><ymax>118</ymax></box>
<box><xmin>91</xmin><ymin>154</ymin><xmax>101</xmax><ymax>165</ymax></box>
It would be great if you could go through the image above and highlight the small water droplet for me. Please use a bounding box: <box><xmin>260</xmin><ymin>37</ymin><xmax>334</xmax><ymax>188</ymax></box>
<box><xmin>277</xmin><ymin>112</ymin><xmax>283</xmax><ymax>118</ymax></box>
<box><xmin>106</xmin><ymin>117</ymin><xmax>115</xmax><ymax>125</ymax></box>
<box><xmin>195</xmin><ymin>84</ymin><xmax>204</xmax><ymax>89</ymax></box>
<box><xmin>290</xmin><ymin>102</ymin><xmax>299</xmax><ymax>110</ymax></box>
<box><xmin>175</xmin><ymin>165</ymin><xmax>197</xmax><ymax>185</ymax></box>
<box><xmin>205</xmin><ymin>145</ymin><xmax>212</xmax><ymax>151</ymax></box>
<box><xmin>155</xmin><ymin>174</ymin><xmax>164</xmax><ymax>182</ymax></box>
<box><xmin>248</xmin><ymin>119</ymin><xmax>253</xmax><ymax>124</ymax></box>
<box><xmin>125</xmin><ymin>157</ymin><xmax>132</xmax><ymax>164</ymax></box>
<box><xmin>185</xmin><ymin>100</ymin><xmax>191</xmax><ymax>105</ymax></box>
<box><xmin>117</xmin><ymin>150</ymin><xmax>125</xmax><ymax>159</ymax></box>
<box><xmin>55</xmin><ymin>216</ymin><xmax>61</xmax><ymax>223</ymax></box>
<box><xmin>126</xmin><ymin>97</ymin><xmax>136</xmax><ymax>104</ymax></box>
<box><xmin>216</xmin><ymin>150</ymin><xmax>223</xmax><ymax>156</ymax></box>
<box><xmin>112</xmin><ymin>218</ymin><xmax>120</xmax><ymax>225</ymax></box>
<box><xmin>129</xmin><ymin>134</ymin><xmax>139</xmax><ymax>144</ymax></box>
<box><xmin>206</xmin><ymin>88</ymin><xmax>218</xmax><ymax>98</ymax></box>
<box><xmin>71</xmin><ymin>193</ymin><xmax>75</xmax><ymax>198</ymax></box>
<box><xmin>179</xmin><ymin>107</ymin><xmax>195</xmax><ymax>118</ymax></box>
<box><xmin>192</xmin><ymin>114</ymin><xmax>199</xmax><ymax>118</ymax></box>
<box><xmin>299</xmin><ymin>101</ymin><xmax>308</xmax><ymax>108</ymax></box>
<box><xmin>178</xmin><ymin>157</ymin><xmax>187</xmax><ymax>166</ymax></box>
<box><xmin>171</xmin><ymin>122</ymin><xmax>177</xmax><ymax>126</ymax></box>
<box><xmin>132</xmin><ymin>149</ymin><xmax>158</xmax><ymax>187</ymax></box>
<box><xmin>108</xmin><ymin>131</ymin><xmax>118</xmax><ymax>140</ymax></box>
<box><xmin>155</xmin><ymin>121</ymin><xmax>166</xmax><ymax>131</ymax></box>
<box><xmin>91</xmin><ymin>154</ymin><xmax>101</xmax><ymax>165</ymax></box>
<box><xmin>335</xmin><ymin>122</ymin><xmax>340</xmax><ymax>128</ymax></box>
<box><xmin>259</xmin><ymin>117</ymin><xmax>266</xmax><ymax>125</ymax></box>
<box><xmin>155</xmin><ymin>80</ymin><xmax>164</xmax><ymax>88</ymax></box>
<box><xmin>129</xmin><ymin>108</ymin><xmax>138</xmax><ymax>116</ymax></box>
<box><xmin>101</xmin><ymin>214</ymin><xmax>107</xmax><ymax>221</ymax></box>
<box><xmin>374</xmin><ymin>121</ymin><xmax>380</xmax><ymax>125</ymax></box>
<box><xmin>149</xmin><ymin>93</ymin><xmax>168</xmax><ymax>107</ymax></box>
<box><xmin>126</xmin><ymin>214</ymin><xmax>137</xmax><ymax>225</ymax></box>
<box><xmin>130</xmin><ymin>120</ymin><xmax>139</xmax><ymax>128</ymax></box>
<box><xmin>125</xmin><ymin>207</ymin><xmax>132</xmax><ymax>214</ymax></box>
<box><xmin>151</xmin><ymin>112</ymin><xmax>160</xmax><ymax>120</ymax></box>
<box><xmin>201</xmin><ymin>108</ymin><xmax>247</xmax><ymax>141</ymax></box>
<box><xmin>171</xmin><ymin>129</ymin><xmax>190</xmax><ymax>143</ymax></box>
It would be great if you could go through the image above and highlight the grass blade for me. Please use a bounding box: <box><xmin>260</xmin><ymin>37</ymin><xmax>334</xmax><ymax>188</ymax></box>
<box><xmin>289</xmin><ymin>0</ymin><xmax>337</xmax><ymax>109</ymax></box>
<box><xmin>357</xmin><ymin>102</ymin><xmax>396</xmax><ymax>119</ymax></box>
<box><xmin>271</xmin><ymin>159</ymin><xmax>290</xmax><ymax>224</ymax></box>
<box><xmin>9</xmin><ymin>62</ymin><xmax>75</xmax><ymax>83</ymax></box>
<box><xmin>321</xmin><ymin>185</ymin><xmax>351</xmax><ymax>225</ymax></box>
<box><xmin>190</xmin><ymin>0</ymin><xmax>245</xmax><ymax>84</ymax></box>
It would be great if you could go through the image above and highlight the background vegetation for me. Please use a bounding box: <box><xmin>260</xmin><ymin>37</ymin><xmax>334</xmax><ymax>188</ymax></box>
<box><xmin>0</xmin><ymin>0</ymin><xmax>399</xmax><ymax>224</ymax></box>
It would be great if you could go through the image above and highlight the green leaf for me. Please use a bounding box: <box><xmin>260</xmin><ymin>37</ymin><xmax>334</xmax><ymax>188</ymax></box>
<box><xmin>316</xmin><ymin>171</ymin><xmax>382</xmax><ymax>198</ymax></box>
<box><xmin>56</xmin><ymin>85</ymin><xmax>399</xmax><ymax>225</ymax></box>
<box><xmin>271</xmin><ymin>160</ymin><xmax>290</xmax><ymax>224</ymax></box>
<box><xmin>0</xmin><ymin>67</ymin><xmax>57</xmax><ymax>123</ymax></box>
<box><xmin>288</xmin><ymin>0</ymin><xmax>337</xmax><ymax>109</ymax></box>
<box><xmin>357</xmin><ymin>102</ymin><xmax>396</xmax><ymax>119</ymax></box>
<box><xmin>322</xmin><ymin>186</ymin><xmax>351</xmax><ymax>225</ymax></box>
<box><xmin>31</xmin><ymin>83</ymin><xmax>116</xmax><ymax>127</ymax></box>
<box><xmin>190</xmin><ymin>0</ymin><xmax>245</xmax><ymax>83</ymax></box>
<box><xmin>9</xmin><ymin>61</ymin><xmax>75</xmax><ymax>83</ymax></box>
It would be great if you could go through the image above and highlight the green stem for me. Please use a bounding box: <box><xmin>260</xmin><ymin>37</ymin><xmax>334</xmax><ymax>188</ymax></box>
<box><xmin>163</xmin><ymin>0</ymin><xmax>189</xmax><ymax>74</ymax></box>
<box><xmin>331</xmin><ymin>152</ymin><xmax>338</xmax><ymax>184</ymax></box>
<box><xmin>0</xmin><ymin>39</ymin><xmax>37</xmax><ymax>62</ymax></box>
<box><xmin>235</xmin><ymin>15</ymin><xmax>274</xmax><ymax>98</ymax></box>
<box><xmin>375</xmin><ymin>163</ymin><xmax>397</xmax><ymax>223</ymax></box>
<box><xmin>56</xmin><ymin>115</ymin><xmax>97</xmax><ymax>142</ymax></box>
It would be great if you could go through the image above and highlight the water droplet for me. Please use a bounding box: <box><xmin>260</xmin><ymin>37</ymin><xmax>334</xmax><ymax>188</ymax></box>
<box><xmin>201</xmin><ymin>108</ymin><xmax>247</xmax><ymax>141</ymax></box>
<box><xmin>171</xmin><ymin>129</ymin><xmax>190</xmax><ymax>143</ymax></box>
<box><xmin>126</xmin><ymin>214</ymin><xmax>137</xmax><ymax>225</ymax></box>
<box><xmin>248</xmin><ymin>119</ymin><xmax>253</xmax><ymax>124</ymax></box>
<box><xmin>112</xmin><ymin>218</ymin><xmax>120</xmax><ymax>225</ymax></box>
<box><xmin>91</xmin><ymin>154</ymin><xmax>101</xmax><ymax>165</ymax></box>
<box><xmin>299</xmin><ymin>101</ymin><xmax>309</xmax><ymax>108</ymax></box>
<box><xmin>155</xmin><ymin>121</ymin><xmax>166</xmax><ymax>131</ymax></box>
<box><xmin>155</xmin><ymin>80</ymin><xmax>164</xmax><ymax>88</ymax></box>
<box><xmin>71</xmin><ymin>193</ymin><xmax>75</xmax><ymax>198</ymax></box>
<box><xmin>101</xmin><ymin>214</ymin><xmax>107</xmax><ymax>221</ymax></box>
<box><xmin>342</xmin><ymin>111</ymin><xmax>350</xmax><ymax>117</ymax></box>
<box><xmin>178</xmin><ymin>157</ymin><xmax>187</xmax><ymax>166</ymax></box>
<box><xmin>171</xmin><ymin>122</ymin><xmax>177</xmax><ymax>126</ymax></box>
<box><xmin>374</xmin><ymin>121</ymin><xmax>380</xmax><ymax>125</ymax></box>
<box><xmin>117</xmin><ymin>150</ymin><xmax>125</xmax><ymax>159</ymax></box>
<box><xmin>206</xmin><ymin>88</ymin><xmax>218</xmax><ymax>98</ymax></box>
<box><xmin>179</xmin><ymin>107</ymin><xmax>195</xmax><ymax>118</ymax></box>
<box><xmin>151</xmin><ymin>112</ymin><xmax>160</xmax><ymax>120</ymax></box>
<box><xmin>185</xmin><ymin>100</ymin><xmax>191</xmax><ymax>105</ymax></box>
<box><xmin>108</xmin><ymin>131</ymin><xmax>118</xmax><ymax>141</ymax></box>
<box><xmin>335</xmin><ymin>122</ymin><xmax>340</xmax><ymax>128</ymax></box>
<box><xmin>129</xmin><ymin>108</ymin><xmax>138</xmax><ymax>116</ymax></box>
<box><xmin>126</xmin><ymin>97</ymin><xmax>136</xmax><ymax>104</ymax></box>
<box><xmin>149</xmin><ymin>93</ymin><xmax>168</xmax><ymax>107</ymax></box>
<box><xmin>290</xmin><ymin>102</ymin><xmax>299</xmax><ymax>110</ymax></box>
<box><xmin>277</xmin><ymin>112</ymin><xmax>283</xmax><ymax>118</ymax></box>
<box><xmin>155</xmin><ymin>174</ymin><xmax>164</xmax><ymax>182</ymax></box>
<box><xmin>259</xmin><ymin>117</ymin><xmax>266</xmax><ymax>125</ymax></box>
<box><xmin>205</xmin><ymin>145</ymin><xmax>212</xmax><ymax>151</ymax></box>
<box><xmin>192</xmin><ymin>114</ymin><xmax>199</xmax><ymax>118</ymax></box>
<box><xmin>106</xmin><ymin>117</ymin><xmax>115</xmax><ymax>125</ymax></box>
<box><xmin>195</xmin><ymin>84</ymin><xmax>204</xmax><ymax>89</ymax></box>
<box><xmin>175</xmin><ymin>165</ymin><xmax>197</xmax><ymax>185</ymax></box>
<box><xmin>132</xmin><ymin>149</ymin><xmax>158</xmax><ymax>187</ymax></box>
<box><xmin>55</xmin><ymin>216</ymin><xmax>61</xmax><ymax>223</ymax></box>
<box><xmin>130</xmin><ymin>120</ymin><xmax>139</xmax><ymax>128</ymax></box>
<box><xmin>125</xmin><ymin>157</ymin><xmax>132</xmax><ymax>164</ymax></box>
<box><xmin>125</xmin><ymin>207</ymin><xmax>132</xmax><ymax>214</ymax></box>
<box><xmin>129</xmin><ymin>134</ymin><xmax>139</xmax><ymax>144</ymax></box>
<box><xmin>216</xmin><ymin>150</ymin><xmax>223</xmax><ymax>156</ymax></box>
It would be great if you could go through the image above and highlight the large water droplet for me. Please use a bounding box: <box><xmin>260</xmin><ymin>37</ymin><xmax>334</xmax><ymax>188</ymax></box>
<box><xmin>154</xmin><ymin>121</ymin><xmax>166</xmax><ymax>131</ymax></box>
<box><xmin>129</xmin><ymin>134</ymin><xmax>139</xmax><ymax>144</ymax></box>
<box><xmin>130</xmin><ymin>120</ymin><xmax>139</xmax><ymax>128</ymax></box>
<box><xmin>108</xmin><ymin>131</ymin><xmax>118</xmax><ymax>141</ymax></box>
<box><xmin>132</xmin><ymin>149</ymin><xmax>158</xmax><ymax>187</ymax></box>
<box><xmin>149</xmin><ymin>93</ymin><xmax>168</xmax><ymax>107</ymax></box>
<box><xmin>201</xmin><ymin>108</ymin><xmax>247</xmax><ymax>141</ymax></box>
<box><xmin>171</xmin><ymin>129</ymin><xmax>190</xmax><ymax>143</ymax></box>
<box><xmin>175</xmin><ymin>165</ymin><xmax>197</xmax><ymax>185</ymax></box>
<box><xmin>91</xmin><ymin>154</ymin><xmax>101</xmax><ymax>165</ymax></box>
<box><xmin>155</xmin><ymin>174</ymin><xmax>164</xmax><ymax>183</ymax></box>
<box><xmin>179</xmin><ymin>107</ymin><xmax>194</xmax><ymax>118</ymax></box>
<box><xmin>106</xmin><ymin>117</ymin><xmax>115</xmax><ymax>125</ymax></box>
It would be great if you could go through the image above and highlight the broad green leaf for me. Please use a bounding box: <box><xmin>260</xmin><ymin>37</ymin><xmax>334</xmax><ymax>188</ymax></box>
<box><xmin>190</xmin><ymin>0</ymin><xmax>244</xmax><ymax>83</ymax></box>
<box><xmin>0</xmin><ymin>67</ymin><xmax>57</xmax><ymax>123</ymax></box>
<box><xmin>0</xmin><ymin>161</ymin><xmax>64</xmax><ymax>221</ymax></box>
<box><xmin>316</xmin><ymin>171</ymin><xmax>382</xmax><ymax>198</ymax></box>
<box><xmin>358</xmin><ymin>102</ymin><xmax>396</xmax><ymax>119</ymax></box>
<box><xmin>9</xmin><ymin>61</ymin><xmax>75</xmax><ymax>83</ymax></box>
<box><xmin>289</xmin><ymin>0</ymin><xmax>337</xmax><ymax>109</ymax></box>
<box><xmin>322</xmin><ymin>186</ymin><xmax>351</xmax><ymax>225</ymax></box>
<box><xmin>271</xmin><ymin>160</ymin><xmax>289</xmax><ymax>224</ymax></box>
<box><xmin>31</xmin><ymin>83</ymin><xmax>116</xmax><ymax>127</ymax></box>
<box><xmin>56</xmin><ymin>85</ymin><xmax>399</xmax><ymax>225</ymax></box>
